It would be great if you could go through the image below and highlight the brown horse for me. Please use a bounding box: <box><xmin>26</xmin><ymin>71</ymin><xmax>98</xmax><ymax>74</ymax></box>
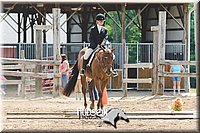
<box><xmin>63</xmin><ymin>46</ymin><xmax>115</xmax><ymax>109</ymax></box>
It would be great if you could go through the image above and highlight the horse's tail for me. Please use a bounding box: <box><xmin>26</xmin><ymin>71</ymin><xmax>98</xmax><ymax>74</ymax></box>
<box><xmin>63</xmin><ymin>61</ymin><xmax>79</xmax><ymax>97</ymax></box>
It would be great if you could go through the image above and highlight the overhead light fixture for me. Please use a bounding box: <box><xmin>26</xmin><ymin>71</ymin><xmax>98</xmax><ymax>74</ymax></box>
<box><xmin>71</xmin><ymin>7</ymin><xmax>81</xmax><ymax>11</ymax></box>
<box><xmin>4</xmin><ymin>6</ymin><xmax>14</xmax><ymax>10</ymax></box>
<box><xmin>37</xmin><ymin>3</ymin><xmax>44</xmax><ymax>7</ymax></box>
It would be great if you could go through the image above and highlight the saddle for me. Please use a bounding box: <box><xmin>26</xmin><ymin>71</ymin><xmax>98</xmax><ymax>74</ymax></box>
<box><xmin>86</xmin><ymin>46</ymin><xmax>101</xmax><ymax>69</ymax></box>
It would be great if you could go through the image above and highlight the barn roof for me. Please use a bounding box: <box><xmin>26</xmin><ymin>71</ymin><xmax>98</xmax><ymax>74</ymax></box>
<box><xmin>1</xmin><ymin>0</ymin><xmax>194</xmax><ymax>13</ymax></box>
<box><xmin>0</xmin><ymin>0</ymin><xmax>195</xmax><ymax>3</ymax></box>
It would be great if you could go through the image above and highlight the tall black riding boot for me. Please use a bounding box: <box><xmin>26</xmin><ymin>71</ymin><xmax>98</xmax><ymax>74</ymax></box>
<box><xmin>81</xmin><ymin>59</ymin><xmax>87</xmax><ymax>75</ymax></box>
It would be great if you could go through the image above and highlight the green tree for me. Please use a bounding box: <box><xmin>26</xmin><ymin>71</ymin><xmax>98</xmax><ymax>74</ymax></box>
<box><xmin>105</xmin><ymin>10</ymin><xmax>141</xmax><ymax>63</ymax></box>
<box><xmin>189</xmin><ymin>3</ymin><xmax>195</xmax><ymax>61</ymax></box>
<box><xmin>105</xmin><ymin>10</ymin><xmax>141</xmax><ymax>43</ymax></box>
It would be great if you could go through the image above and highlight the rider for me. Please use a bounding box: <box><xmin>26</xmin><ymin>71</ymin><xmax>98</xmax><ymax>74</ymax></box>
<box><xmin>81</xmin><ymin>13</ymin><xmax>118</xmax><ymax>77</ymax></box>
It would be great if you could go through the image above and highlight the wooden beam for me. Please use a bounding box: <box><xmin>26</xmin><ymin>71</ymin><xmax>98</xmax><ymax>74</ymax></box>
<box><xmin>81</xmin><ymin>7</ymin><xmax>89</xmax><ymax>42</ymax></box>
<box><xmin>127</xmin><ymin>115</ymin><xmax>197</xmax><ymax>119</ymax></box>
<box><xmin>33</xmin><ymin>25</ymin><xmax>52</xmax><ymax>30</ymax></box>
<box><xmin>1</xmin><ymin>58</ymin><xmax>60</xmax><ymax>65</ymax></box>
<box><xmin>125</xmin><ymin>4</ymin><xmax>149</xmax><ymax>30</ymax></box>
<box><xmin>1</xmin><ymin>64</ymin><xmax>22</xmax><ymax>69</ymax></box>
<box><xmin>124</xmin><ymin>63</ymin><xmax>153</xmax><ymax>69</ymax></box>
<box><xmin>7</xmin><ymin>111</ymin><xmax>196</xmax><ymax>116</ymax></box>
<box><xmin>22</xmin><ymin>10</ymin><xmax>28</xmax><ymax>43</ymax></box>
<box><xmin>160</xmin><ymin>4</ymin><xmax>185</xmax><ymax>31</ymax></box>
<box><xmin>97</xmin><ymin>3</ymin><xmax>121</xmax><ymax>29</ymax></box>
<box><xmin>126</xmin><ymin>111</ymin><xmax>195</xmax><ymax>115</ymax></box>
<box><xmin>161</xmin><ymin>72</ymin><xmax>198</xmax><ymax>78</ymax></box>
<box><xmin>17</xmin><ymin>13</ymin><xmax>21</xmax><ymax>43</ymax></box>
<box><xmin>160</xmin><ymin>60</ymin><xmax>198</xmax><ymax>66</ymax></box>
<box><xmin>123</xmin><ymin>78</ymin><xmax>152</xmax><ymax>84</ymax></box>
<box><xmin>6</xmin><ymin>111</ymin><xmax>198</xmax><ymax>120</ymax></box>
<box><xmin>60</xmin><ymin>3</ymin><xmax>84</xmax><ymax>28</ymax></box>
<box><xmin>177</xmin><ymin>5</ymin><xmax>184</xmax><ymax>25</ymax></box>
<box><xmin>2</xmin><ymin>71</ymin><xmax>48</xmax><ymax>78</ymax></box>
<box><xmin>125</xmin><ymin>12</ymin><xmax>141</xmax><ymax>30</ymax></box>
<box><xmin>3</xmin><ymin>80</ymin><xmax>22</xmax><ymax>85</ymax></box>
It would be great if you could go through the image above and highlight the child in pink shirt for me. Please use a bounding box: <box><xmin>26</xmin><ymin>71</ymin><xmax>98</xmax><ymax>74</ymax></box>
<box><xmin>60</xmin><ymin>54</ymin><xmax>69</xmax><ymax>89</ymax></box>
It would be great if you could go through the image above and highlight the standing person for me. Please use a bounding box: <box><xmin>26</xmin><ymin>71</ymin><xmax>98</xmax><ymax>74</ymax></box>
<box><xmin>93</xmin><ymin>86</ymin><xmax>99</xmax><ymax>101</ymax></box>
<box><xmin>170</xmin><ymin>63</ymin><xmax>185</xmax><ymax>96</ymax></box>
<box><xmin>88</xmin><ymin>80</ymin><xmax>99</xmax><ymax>101</ymax></box>
<box><xmin>81</xmin><ymin>13</ymin><xmax>118</xmax><ymax>77</ymax></box>
<box><xmin>60</xmin><ymin>54</ymin><xmax>70</xmax><ymax>91</ymax></box>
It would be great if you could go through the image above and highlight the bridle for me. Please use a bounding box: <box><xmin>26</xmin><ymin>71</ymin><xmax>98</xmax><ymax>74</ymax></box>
<box><xmin>96</xmin><ymin>50</ymin><xmax>113</xmax><ymax>76</ymax></box>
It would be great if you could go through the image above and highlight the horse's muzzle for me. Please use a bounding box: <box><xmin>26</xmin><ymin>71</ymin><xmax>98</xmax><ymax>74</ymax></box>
<box><xmin>105</xmin><ymin>70</ymin><xmax>112</xmax><ymax>76</ymax></box>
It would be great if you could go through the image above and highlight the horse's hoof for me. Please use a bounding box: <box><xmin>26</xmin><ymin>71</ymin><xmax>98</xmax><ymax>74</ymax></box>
<box><xmin>90</xmin><ymin>104</ymin><xmax>94</xmax><ymax>110</ymax></box>
<box><xmin>84</xmin><ymin>104</ymin><xmax>87</xmax><ymax>109</ymax></box>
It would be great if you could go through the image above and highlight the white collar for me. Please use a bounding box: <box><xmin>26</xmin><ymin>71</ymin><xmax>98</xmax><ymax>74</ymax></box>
<box><xmin>97</xmin><ymin>24</ymin><xmax>102</xmax><ymax>33</ymax></box>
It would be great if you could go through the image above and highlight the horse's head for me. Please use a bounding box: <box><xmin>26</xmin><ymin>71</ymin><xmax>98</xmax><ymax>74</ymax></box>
<box><xmin>98</xmin><ymin>46</ymin><xmax>115</xmax><ymax>76</ymax></box>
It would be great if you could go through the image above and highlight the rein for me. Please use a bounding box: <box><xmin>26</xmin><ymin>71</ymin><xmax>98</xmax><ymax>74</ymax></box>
<box><xmin>96</xmin><ymin>51</ymin><xmax>113</xmax><ymax>76</ymax></box>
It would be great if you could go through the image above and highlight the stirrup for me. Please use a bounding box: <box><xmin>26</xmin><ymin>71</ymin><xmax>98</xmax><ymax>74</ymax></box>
<box><xmin>86</xmin><ymin>64</ymin><xmax>91</xmax><ymax>68</ymax></box>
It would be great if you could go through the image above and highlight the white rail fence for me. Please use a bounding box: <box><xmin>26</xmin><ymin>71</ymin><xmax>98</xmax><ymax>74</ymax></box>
<box><xmin>1</xmin><ymin>57</ymin><xmax>60</xmax><ymax>97</ymax></box>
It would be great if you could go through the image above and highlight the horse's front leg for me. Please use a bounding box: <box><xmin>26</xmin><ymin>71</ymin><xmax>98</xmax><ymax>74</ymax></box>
<box><xmin>81</xmin><ymin>75</ymin><xmax>87</xmax><ymax>109</ymax></box>
<box><xmin>100</xmin><ymin>79</ymin><xmax>109</xmax><ymax>109</ymax></box>
<box><xmin>88</xmin><ymin>79</ymin><xmax>95</xmax><ymax>110</ymax></box>
<box><xmin>95</xmin><ymin>79</ymin><xmax>102</xmax><ymax>109</ymax></box>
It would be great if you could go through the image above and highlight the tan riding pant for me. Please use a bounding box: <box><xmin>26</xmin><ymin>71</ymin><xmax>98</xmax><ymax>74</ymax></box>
<box><xmin>83</xmin><ymin>47</ymin><xmax>116</xmax><ymax>66</ymax></box>
<box><xmin>83</xmin><ymin>48</ymin><xmax>93</xmax><ymax>60</ymax></box>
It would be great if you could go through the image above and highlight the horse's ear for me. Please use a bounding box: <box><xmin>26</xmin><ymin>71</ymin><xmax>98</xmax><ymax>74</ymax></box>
<box><xmin>111</xmin><ymin>48</ymin><xmax>116</xmax><ymax>53</ymax></box>
<box><xmin>100</xmin><ymin>45</ymin><xmax>106</xmax><ymax>52</ymax></box>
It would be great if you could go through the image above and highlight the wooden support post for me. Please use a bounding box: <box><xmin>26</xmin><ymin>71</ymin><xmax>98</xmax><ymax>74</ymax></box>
<box><xmin>183</xmin><ymin>4</ymin><xmax>189</xmax><ymax>92</ymax></box>
<box><xmin>151</xmin><ymin>11</ymin><xmax>166</xmax><ymax>95</ymax></box>
<box><xmin>121</xmin><ymin>3</ymin><xmax>127</xmax><ymax>97</ymax></box>
<box><xmin>151</xmin><ymin>26</ymin><xmax>159</xmax><ymax>95</ymax></box>
<box><xmin>124</xmin><ymin>46</ymin><xmax>128</xmax><ymax>92</ymax></box>
<box><xmin>35</xmin><ymin>28</ymin><xmax>43</xmax><ymax>98</ymax></box>
<box><xmin>19</xmin><ymin>50</ymin><xmax>25</xmax><ymax>98</ymax></box>
<box><xmin>187</xmin><ymin>7</ymin><xmax>194</xmax><ymax>93</ymax></box>
<box><xmin>23</xmin><ymin>12</ymin><xmax>28</xmax><ymax>43</ymax></box>
<box><xmin>17</xmin><ymin>13</ymin><xmax>21</xmax><ymax>43</ymax></box>
<box><xmin>157</xmin><ymin>11</ymin><xmax>166</xmax><ymax>95</ymax></box>
<box><xmin>194</xmin><ymin>2</ymin><xmax>199</xmax><ymax>96</ymax></box>
<box><xmin>33</xmin><ymin>25</ymin><xmax>52</xmax><ymax>98</ymax></box>
<box><xmin>52</xmin><ymin>8</ymin><xmax>61</xmax><ymax>97</ymax></box>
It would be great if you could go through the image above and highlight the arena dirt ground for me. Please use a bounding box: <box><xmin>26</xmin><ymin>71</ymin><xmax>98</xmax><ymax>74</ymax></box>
<box><xmin>1</xmin><ymin>90</ymin><xmax>199</xmax><ymax>132</ymax></box>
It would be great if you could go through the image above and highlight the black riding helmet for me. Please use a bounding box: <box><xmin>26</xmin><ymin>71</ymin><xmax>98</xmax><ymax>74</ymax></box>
<box><xmin>96</xmin><ymin>13</ymin><xmax>105</xmax><ymax>21</ymax></box>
